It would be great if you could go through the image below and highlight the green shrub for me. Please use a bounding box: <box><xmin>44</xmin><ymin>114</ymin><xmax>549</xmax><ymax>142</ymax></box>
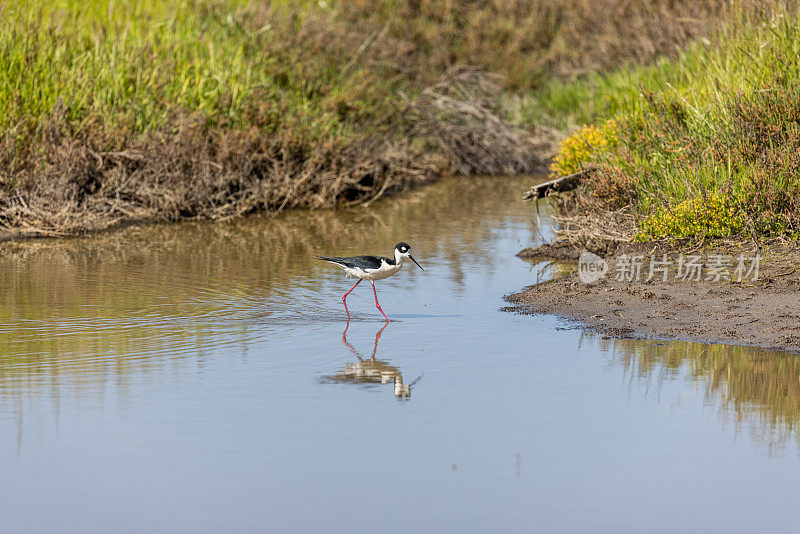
<box><xmin>549</xmin><ymin>7</ymin><xmax>800</xmax><ymax>241</ymax></box>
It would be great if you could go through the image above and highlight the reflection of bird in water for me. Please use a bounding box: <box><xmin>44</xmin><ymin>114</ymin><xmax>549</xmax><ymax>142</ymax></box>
<box><xmin>322</xmin><ymin>321</ymin><xmax>423</xmax><ymax>399</ymax></box>
<box><xmin>315</xmin><ymin>242</ymin><xmax>424</xmax><ymax>321</ymax></box>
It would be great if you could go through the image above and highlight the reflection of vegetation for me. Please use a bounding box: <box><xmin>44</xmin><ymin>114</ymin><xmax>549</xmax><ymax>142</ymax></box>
<box><xmin>518</xmin><ymin>259</ymin><xmax>575</xmax><ymax>284</ymax></box>
<box><xmin>0</xmin><ymin>175</ymin><xmax>542</xmax><ymax>400</ymax></box>
<box><xmin>595</xmin><ymin>336</ymin><xmax>800</xmax><ymax>453</ymax></box>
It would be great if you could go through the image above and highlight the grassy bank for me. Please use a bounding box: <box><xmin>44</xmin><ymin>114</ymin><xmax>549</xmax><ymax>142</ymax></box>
<box><xmin>541</xmin><ymin>3</ymin><xmax>800</xmax><ymax>244</ymax></box>
<box><xmin>0</xmin><ymin>0</ymin><xmax>767</xmax><ymax>238</ymax></box>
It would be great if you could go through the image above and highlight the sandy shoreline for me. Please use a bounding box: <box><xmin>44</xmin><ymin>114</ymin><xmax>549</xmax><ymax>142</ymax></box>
<box><xmin>505</xmin><ymin>242</ymin><xmax>800</xmax><ymax>352</ymax></box>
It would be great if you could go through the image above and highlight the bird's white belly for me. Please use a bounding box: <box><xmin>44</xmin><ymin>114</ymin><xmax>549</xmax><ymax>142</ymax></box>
<box><xmin>347</xmin><ymin>261</ymin><xmax>402</xmax><ymax>281</ymax></box>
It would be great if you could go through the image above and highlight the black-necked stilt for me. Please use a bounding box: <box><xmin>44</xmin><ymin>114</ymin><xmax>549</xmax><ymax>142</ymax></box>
<box><xmin>316</xmin><ymin>242</ymin><xmax>424</xmax><ymax>321</ymax></box>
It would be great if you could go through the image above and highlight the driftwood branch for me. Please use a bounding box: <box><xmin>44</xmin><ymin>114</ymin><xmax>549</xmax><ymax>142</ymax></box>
<box><xmin>522</xmin><ymin>168</ymin><xmax>591</xmax><ymax>201</ymax></box>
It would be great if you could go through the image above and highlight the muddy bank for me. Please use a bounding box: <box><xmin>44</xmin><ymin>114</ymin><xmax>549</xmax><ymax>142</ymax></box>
<box><xmin>506</xmin><ymin>242</ymin><xmax>800</xmax><ymax>352</ymax></box>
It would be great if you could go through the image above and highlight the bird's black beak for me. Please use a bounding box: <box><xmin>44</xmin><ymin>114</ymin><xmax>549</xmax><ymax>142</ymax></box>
<box><xmin>410</xmin><ymin>255</ymin><xmax>424</xmax><ymax>271</ymax></box>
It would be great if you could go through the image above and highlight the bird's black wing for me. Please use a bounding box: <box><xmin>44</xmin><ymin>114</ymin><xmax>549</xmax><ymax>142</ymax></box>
<box><xmin>315</xmin><ymin>255</ymin><xmax>390</xmax><ymax>270</ymax></box>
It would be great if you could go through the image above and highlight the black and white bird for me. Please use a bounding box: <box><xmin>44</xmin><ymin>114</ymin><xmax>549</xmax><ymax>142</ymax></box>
<box><xmin>316</xmin><ymin>242</ymin><xmax>424</xmax><ymax>321</ymax></box>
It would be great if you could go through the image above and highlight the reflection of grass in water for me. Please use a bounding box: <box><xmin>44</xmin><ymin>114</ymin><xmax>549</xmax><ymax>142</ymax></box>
<box><xmin>0</xmin><ymin>175</ymin><xmax>544</xmax><ymax>393</ymax></box>
<box><xmin>516</xmin><ymin>259</ymin><xmax>575</xmax><ymax>285</ymax></box>
<box><xmin>597</xmin><ymin>336</ymin><xmax>800</xmax><ymax>453</ymax></box>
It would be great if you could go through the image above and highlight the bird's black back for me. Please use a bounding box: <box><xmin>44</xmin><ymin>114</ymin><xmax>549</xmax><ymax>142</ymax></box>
<box><xmin>316</xmin><ymin>255</ymin><xmax>394</xmax><ymax>270</ymax></box>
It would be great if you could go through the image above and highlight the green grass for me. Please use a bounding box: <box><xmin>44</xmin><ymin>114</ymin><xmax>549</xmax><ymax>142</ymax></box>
<box><xmin>0</xmin><ymin>0</ymin><xmax>420</xmax><ymax>159</ymax></box>
<box><xmin>0</xmin><ymin>0</ymin><xmax>751</xmax><ymax>154</ymax></box>
<box><xmin>535</xmin><ymin>9</ymin><xmax>800</xmax><ymax>240</ymax></box>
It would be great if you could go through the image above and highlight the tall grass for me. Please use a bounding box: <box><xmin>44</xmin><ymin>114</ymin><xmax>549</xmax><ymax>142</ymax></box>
<box><xmin>0</xmin><ymin>0</ymin><xmax>392</xmax><ymax>148</ymax></box>
<box><xmin>544</xmin><ymin>6</ymin><xmax>800</xmax><ymax>240</ymax></box>
<box><xmin>0</xmin><ymin>0</ymin><xmax>755</xmax><ymax>142</ymax></box>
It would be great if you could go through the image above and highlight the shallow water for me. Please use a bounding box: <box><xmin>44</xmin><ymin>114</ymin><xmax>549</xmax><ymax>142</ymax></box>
<box><xmin>1</xmin><ymin>176</ymin><xmax>799</xmax><ymax>533</ymax></box>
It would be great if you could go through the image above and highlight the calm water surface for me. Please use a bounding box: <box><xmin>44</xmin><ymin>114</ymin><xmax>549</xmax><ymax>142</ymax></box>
<box><xmin>1</xmin><ymin>176</ymin><xmax>799</xmax><ymax>533</ymax></box>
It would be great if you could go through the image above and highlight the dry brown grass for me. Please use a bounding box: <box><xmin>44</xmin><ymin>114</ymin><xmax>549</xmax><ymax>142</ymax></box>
<box><xmin>405</xmin><ymin>68</ymin><xmax>555</xmax><ymax>175</ymax></box>
<box><xmin>351</xmin><ymin>0</ymin><xmax>783</xmax><ymax>89</ymax></box>
<box><xmin>0</xmin><ymin>112</ymin><xmax>440</xmax><ymax>238</ymax></box>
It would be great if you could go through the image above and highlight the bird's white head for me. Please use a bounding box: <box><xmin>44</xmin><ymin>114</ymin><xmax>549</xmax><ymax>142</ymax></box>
<box><xmin>394</xmin><ymin>242</ymin><xmax>424</xmax><ymax>271</ymax></box>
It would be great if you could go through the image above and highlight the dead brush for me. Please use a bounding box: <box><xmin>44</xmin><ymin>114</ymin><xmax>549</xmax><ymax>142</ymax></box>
<box><xmin>552</xmin><ymin>188</ymin><xmax>638</xmax><ymax>255</ymax></box>
<box><xmin>405</xmin><ymin>68</ymin><xmax>550</xmax><ymax>175</ymax></box>
<box><xmin>0</xmin><ymin>113</ymin><xmax>439</xmax><ymax>238</ymax></box>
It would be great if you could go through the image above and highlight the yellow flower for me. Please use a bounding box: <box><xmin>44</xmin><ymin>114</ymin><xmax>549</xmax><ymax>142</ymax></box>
<box><xmin>551</xmin><ymin>120</ymin><xmax>619</xmax><ymax>176</ymax></box>
<box><xmin>637</xmin><ymin>193</ymin><xmax>744</xmax><ymax>240</ymax></box>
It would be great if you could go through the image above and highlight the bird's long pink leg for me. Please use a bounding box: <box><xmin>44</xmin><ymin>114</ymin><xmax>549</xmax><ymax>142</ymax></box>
<box><xmin>371</xmin><ymin>282</ymin><xmax>390</xmax><ymax>322</ymax></box>
<box><xmin>371</xmin><ymin>322</ymin><xmax>390</xmax><ymax>359</ymax></box>
<box><xmin>341</xmin><ymin>279</ymin><xmax>361</xmax><ymax>319</ymax></box>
